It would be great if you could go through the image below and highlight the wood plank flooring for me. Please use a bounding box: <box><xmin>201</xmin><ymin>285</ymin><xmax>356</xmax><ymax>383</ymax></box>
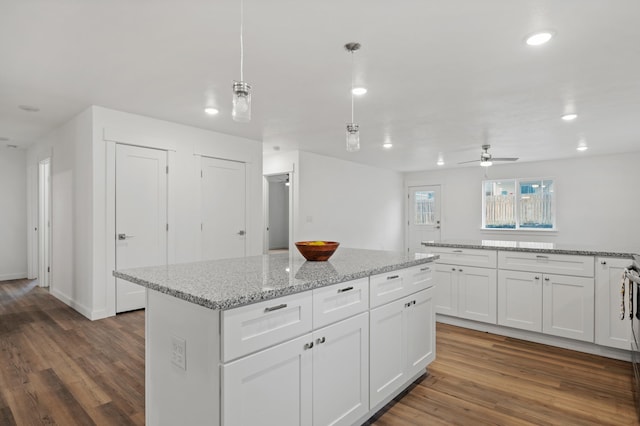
<box><xmin>1</xmin><ymin>278</ymin><xmax>637</xmax><ymax>425</ymax></box>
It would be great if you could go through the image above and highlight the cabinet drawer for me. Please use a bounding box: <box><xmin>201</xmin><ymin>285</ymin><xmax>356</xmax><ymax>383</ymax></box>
<box><xmin>222</xmin><ymin>292</ymin><xmax>312</xmax><ymax>362</ymax></box>
<box><xmin>430</xmin><ymin>247</ymin><xmax>497</xmax><ymax>268</ymax></box>
<box><xmin>313</xmin><ymin>278</ymin><xmax>369</xmax><ymax>329</ymax></box>
<box><xmin>370</xmin><ymin>269</ymin><xmax>409</xmax><ymax>308</ymax></box>
<box><xmin>498</xmin><ymin>251</ymin><xmax>594</xmax><ymax>277</ymax></box>
<box><xmin>405</xmin><ymin>264</ymin><xmax>434</xmax><ymax>295</ymax></box>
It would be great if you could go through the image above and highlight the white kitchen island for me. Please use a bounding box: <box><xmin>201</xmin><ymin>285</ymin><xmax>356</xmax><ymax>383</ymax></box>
<box><xmin>114</xmin><ymin>248</ymin><xmax>438</xmax><ymax>426</ymax></box>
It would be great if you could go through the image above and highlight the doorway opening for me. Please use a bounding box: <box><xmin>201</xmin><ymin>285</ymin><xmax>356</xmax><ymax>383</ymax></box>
<box><xmin>38</xmin><ymin>158</ymin><xmax>51</xmax><ymax>288</ymax></box>
<box><xmin>265</xmin><ymin>173</ymin><xmax>290</xmax><ymax>254</ymax></box>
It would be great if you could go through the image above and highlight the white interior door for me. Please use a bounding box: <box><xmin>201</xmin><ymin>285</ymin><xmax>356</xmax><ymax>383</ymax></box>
<box><xmin>407</xmin><ymin>185</ymin><xmax>441</xmax><ymax>251</ymax></box>
<box><xmin>38</xmin><ymin>159</ymin><xmax>51</xmax><ymax>288</ymax></box>
<box><xmin>201</xmin><ymin>157</ymin><xmax>246</xmax><ymax>260</ymax></box>
<box><xmin>116</xmin><ymin>144</ymin><xmax>168</xmax><ymax>313</ymax></box>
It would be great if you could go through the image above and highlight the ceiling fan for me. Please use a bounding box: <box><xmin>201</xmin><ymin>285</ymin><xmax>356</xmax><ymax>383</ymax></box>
<box><xmin>458</xmin><ymin>144</ymin><xmax>519</xmax><ymax>167</ymax></box>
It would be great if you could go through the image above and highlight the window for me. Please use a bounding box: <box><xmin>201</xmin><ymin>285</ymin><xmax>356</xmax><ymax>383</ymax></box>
<box><xmin>483</xmin><ymin>178</ymin><xmax>555</xmax><ymax>230</ymax></box>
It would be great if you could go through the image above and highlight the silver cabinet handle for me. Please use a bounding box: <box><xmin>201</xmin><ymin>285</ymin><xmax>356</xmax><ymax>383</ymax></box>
<box><xmin>118</xmin><ymin>233</ymin><xmax>135</xmax><ymax>240</ymax></box>
<box><xmin>420</xmin><ymin>267</ymin><xmax>430</xmax><ymax>272</ymax></box>
<box><xmin>304</xmin><ymin>342</ymin><xmax>314</xmax><ymax>350</ymax></box>
<box><xmin>264</xmin><ymin>303</ymin><xmax>287</xmax><ymax>312</ymax></box>
<box><xmin>601</xmin><ymin>260</ymin><xmax>607</xmax><ymax>265</ymax></box>
<box><xmin>536</xmin><ymin>255</ymin><xmax>548</xmax><ymax>259</ymax></box>
<box><xmin>458</xmin><ymin>269</ymin><xmax>463</xmax><ymax>272</ymax></box>
<box><xmin>452</xmin><ymin>267</ymin><xmax>456</xmax><ymax>271</ymax></box>
<box><xmin>453</xmin><ymin>250</ymin><xmax>463</xmax><ymax>253</ymax></box>
<box><xmin>237</xmin><ymin>230</ymin><xmax>246</xmax><ymax>236</ymax></box>
<box><xmin>544</xmin><ymin>277</ymin><xmax>550</xmax><ymax>281</ymax></box>
<box><xmin>316</xmin><ymin>337</ymin><xmax>326</xmax><ymax>344</ymax></box>
<box><xmin>387</xmin><ymin>275</ymin><xmax>400</xmax><ymax>280</ymax></box>
<box><xmin>535</xmin><ymin>276</ymin><xmax>540</xmax><ymax>280</ymax></box>
<box><xmin>338</xmin><ymin>286</ymin><xmax>353</xmax><ymax>293</ymax></box>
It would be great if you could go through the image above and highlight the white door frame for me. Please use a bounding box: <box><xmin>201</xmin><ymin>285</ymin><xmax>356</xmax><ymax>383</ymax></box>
<box><xmin>38</xmin><ymin>158</ymin><xmax>52</xmax><ymax>288</ymax></box>
<box><xmin>263</xmin><ymin>169</ymin><xmax>295</xmax><ymax>254</ymax></box>
<box><xmin>106</xmin><ymin>140</ymin><xmax>175</xmax><ymax>317</ymax></box>
<box><xmin>405</xmin><ymin>182</ymin><xmax>442</xmax><ymax>251</ymax></box>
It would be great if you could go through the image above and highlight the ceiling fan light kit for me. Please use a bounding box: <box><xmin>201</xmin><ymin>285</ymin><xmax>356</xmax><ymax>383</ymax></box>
<box><xmin>458</xmin><ymin>144</ymin><xmax>519</xmax><ymax>167</ymax></box>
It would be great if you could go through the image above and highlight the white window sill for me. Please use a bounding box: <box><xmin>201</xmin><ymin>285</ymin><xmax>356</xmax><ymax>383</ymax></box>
<box><xmin>481</xmin><ymin>228</ymin><xmax>558</xmax><ymax>236</ymax></box>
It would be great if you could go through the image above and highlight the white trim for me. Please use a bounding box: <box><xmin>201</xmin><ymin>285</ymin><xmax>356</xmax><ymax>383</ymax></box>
<box><xmin>0</xmin><ymin>273</ymin><xmax>28</xmax><ymax>281</ymax></box>
<box><xmin>50</xmin><ymin>288</ymin><xmax>94</xmax><ymax>320</ymax></box>
<box><xmin>436</xmin><ymin>314</ymin><xmax>631</xmax><ymax>362</ymax></box>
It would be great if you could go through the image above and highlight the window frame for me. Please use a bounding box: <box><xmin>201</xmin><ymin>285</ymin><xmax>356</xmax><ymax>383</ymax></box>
<box><xmin>481</xmin><ymin>177</ymin><xmax>557</xmax><ymax>231</ymax></box>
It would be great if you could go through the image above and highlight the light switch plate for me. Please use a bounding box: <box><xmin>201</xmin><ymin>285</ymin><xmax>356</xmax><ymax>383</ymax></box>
<box><xmin>171</xmin><ymin>336</ymin><xmax>186</xmax><ymax>370</ymax></box>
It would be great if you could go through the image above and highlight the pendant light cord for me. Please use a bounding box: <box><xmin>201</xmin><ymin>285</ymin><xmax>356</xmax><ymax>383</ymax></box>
<box><xmin>350</xmin><ymin>51</ymin><xmax>354</xmax><ymax>123</ymax></box>
<box><xmin>240</xmin><ymin>0</ymin><xmax>244</xmax><ymax>82</ymax></box>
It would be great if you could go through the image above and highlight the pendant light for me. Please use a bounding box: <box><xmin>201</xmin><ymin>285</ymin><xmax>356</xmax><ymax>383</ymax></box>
<box><xmin>232</xmin><ymin>0</ymin><xmax>251</xmax><ymax>122</ymax></box>
<box><xmin>345</xmin><ymin>42</ymin><xmax>361</xmax><ymax>152</ymax></box>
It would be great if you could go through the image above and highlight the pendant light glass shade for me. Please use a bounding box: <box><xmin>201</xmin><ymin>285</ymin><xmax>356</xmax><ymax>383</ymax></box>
<box><xmin>346</xmin><ymin>123</ymin><xmax>360</xmax><ymax>152</ymax></box>
<box><xmin>232</xmin><ymin>81</ymin><xmax>251</xmax><ymax>122</ymax></box>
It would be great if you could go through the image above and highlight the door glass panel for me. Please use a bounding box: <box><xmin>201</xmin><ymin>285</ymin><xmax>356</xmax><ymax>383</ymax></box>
<box><xmin>414</xmin><ymin>191</ymin><xmax>435</xmax><ymax>225</ymax></box>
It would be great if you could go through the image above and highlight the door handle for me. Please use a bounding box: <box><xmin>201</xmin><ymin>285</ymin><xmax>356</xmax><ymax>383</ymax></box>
<box><xmin>237</xmin><ymin>230</ymin><xmax>246</xmax><ymax>236</ymax></box>
<box><xmin>118</xmin><ymin>233</ymin><xmax>135</xmax><ymax>240</ymax></box>
<box><xmin>435</xmin><ymin>225</ymin><xmax>441</xmax><ymax>229</ymax></box>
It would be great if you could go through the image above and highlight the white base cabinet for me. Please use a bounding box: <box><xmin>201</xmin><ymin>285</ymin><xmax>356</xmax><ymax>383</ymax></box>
<box><xmin>498</xmin><ymin>270</ymin><xmax>594</xmax><ymax>342</ymax></box>
<box><xmin>596</xmin><ymin>257</ymin><xmax>633</xmax><ymax>350</ymax></box>
<box><xmin>434</xmin><ymin>263</ymin><xmax>497</xmax><ymax>324</ymax></box>
<box><xmin>370</xmin><ymin>287</ymin><xmax>435</xmax><ymax>408</ymax></box>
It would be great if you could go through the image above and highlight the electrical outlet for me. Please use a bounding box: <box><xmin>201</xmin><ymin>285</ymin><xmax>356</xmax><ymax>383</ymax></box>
<box><xmin>171</xmin><ymin>336</ymin><xmax>186</xmax><ymax>370</ymax></box>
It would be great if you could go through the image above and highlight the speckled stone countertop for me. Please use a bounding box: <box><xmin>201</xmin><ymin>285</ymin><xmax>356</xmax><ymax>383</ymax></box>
<box><xmin>113</xmin><ymin>248</ymin><xmax>437</xmax><ymax>310</ymax></box>
<box><xmin>421</xmin><ymin>240</ymin><xmax>639</xmax><ymax>258</ymax></box>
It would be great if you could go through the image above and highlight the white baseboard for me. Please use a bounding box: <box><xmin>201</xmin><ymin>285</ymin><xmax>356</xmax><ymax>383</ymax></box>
<box><xmin>50</xmin><ymin>288</ymin><xmax>94</xmax><ymax>320</ymax></box>
<box><xmin>437</xmin><ymin>314</ymin><xmax>632</xmax><ymax>362</ymax></box>
<box><xmin>0</xmin><ymin>272</ymin><xmax>28</xmax><ymax>281</ymax></box>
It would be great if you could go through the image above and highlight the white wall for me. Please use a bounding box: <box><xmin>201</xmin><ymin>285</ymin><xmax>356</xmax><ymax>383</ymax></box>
<box><xmin>27</xmin><ymin>108</ymin><xmax>94</xmax><ymax>315</ymax></box>
<box><xmin>268</xmin><ymin>180</ymin><xmax>288</xmax><ymax>249</ymax></box>
<box><xmin>92</xmin><ymin>106</ymin><xmax>263</xmax><ymax>319</ymax></box>
<box><xmin>0</xmin><ymin>148</ymin><xmax>28</xmax><ymax>280</ymax></box>
<box><xmin>405</xmin><ymin>151</ymin><xmax>640</xmax><ymax>250</ymax></box>
<box><xmin>296</xmin><ymin>151</ymin><xmax>405</xmax><ymax>251</ymax></box>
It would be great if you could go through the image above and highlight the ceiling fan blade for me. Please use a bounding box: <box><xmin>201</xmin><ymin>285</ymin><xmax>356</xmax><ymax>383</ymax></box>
<box><xmin>457</xmin><ymin>159</ymin><xmax>481</xmax><ymax>164</ymax></box>
<box><xmin>492</xmin><ymin>157</ymin><xmax>519</xmax><ymax>162</ymax></box>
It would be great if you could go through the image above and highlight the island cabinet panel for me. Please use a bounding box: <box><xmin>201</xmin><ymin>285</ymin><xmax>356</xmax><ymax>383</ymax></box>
<box><xmin>370</xmin><ymin>287</ymin><xmax>434</xmax><ymax>409</ymax></box>
<box><xmin>312</xmin><ymin>312</ymin><xmax>369</xmax><ymax>426</ymax></box>
<box><xmin>221</xmin><ymin>291</ymin><xmax>312</xmax><ymax>362</ymax></box>
<box><xmin>596</xmin><ymin>257</ymin><xmax>634</xmax><ymax>349</ymax></box>
<box><xmin>221</xmin><ymin>333</ymin><xmax>313</xmax><ymax>426</ymax></box>
<box><xmin>498</xmin><ymin>251</ymin><xmax>595</xmax><ymax>277</ymax></box>
<box><xmin>312</xmin><ymin>278</ymin><xmax>369</xmax><ymax>329</ymax></box>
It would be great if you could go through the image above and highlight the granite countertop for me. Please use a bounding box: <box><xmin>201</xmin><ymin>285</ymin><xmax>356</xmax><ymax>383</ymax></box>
<box><xmin>113</xmin><ymin>248</ymin><xmax>437</xmax><ymax>310</ymax></box>
<box><xmin>421</xmin><ymin>239</ymin><xmax>639</xmax><ymax>258</ymax></box>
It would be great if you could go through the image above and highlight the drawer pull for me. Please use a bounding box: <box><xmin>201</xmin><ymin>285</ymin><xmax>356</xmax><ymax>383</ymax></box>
<box><xmin>264</xmin><ymin>303</ymin><xmax>288</xmax><ymax>313</ymax></box>
<box><xmin>544</xmin><ymin>277</ymin><xmax>550</xmax><ymax>281</ymax></box>
<box><xmin>338</xmin><ymin>286</ymin><xmax>354</xmax><ymax>293</ymax></box>
<box><xmin>387</xmin><ymin>275</ymin><xmax>400</xmax><ymax>280</ymax></box>
<box><xmin>453</xmin><ymin>250</ymin><xmax>463</xmax><ymax>253</ymax></box>
<box><xmin>420</xmin><ymin>267</ymin><xmax>431</xmax><ymax>272</ymax></box>
<box><xmin>534</xmin><ymin>276</ymin><xmax>540</xmax><ymax>280</ymax></box>
<box><xmin>536</xmin><ymin>255</ymin><xmax>549</xmax><ymax>259</ymax></box>
<box><xmin>304</xmin><ymin>342</ymin><xmax>314</xmax><ymax>350</ymax></box>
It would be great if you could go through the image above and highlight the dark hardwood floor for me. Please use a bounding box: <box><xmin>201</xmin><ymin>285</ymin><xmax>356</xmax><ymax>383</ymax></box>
<box><xmin>1</xmin><ymin>278</ymin><xmax>637</xmax><ymax>425</ymax></box>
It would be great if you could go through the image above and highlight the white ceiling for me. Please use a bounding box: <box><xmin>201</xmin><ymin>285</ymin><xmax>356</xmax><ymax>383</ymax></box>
<box><xmin>2</xmin><ymin>0</ymin><xmax>640</xmax><ymax>171</ymax></box>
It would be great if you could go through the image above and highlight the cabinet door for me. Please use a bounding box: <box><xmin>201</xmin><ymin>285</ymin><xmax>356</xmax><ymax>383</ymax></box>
<box><xmin>458</xmin><ymin>266</ymin><xmax>497</xmax><ymax>324</ymax></box>
<box><xmin>498</xmin><ymin>270</ymin><xmax>542</xmax><ymax>332</ymax></box>
<box><xmin>543</xmin><ymin>274</ymin><xmax>595</xmax><ymax>342</ymax></box>
<box><xmin>595</xmin><ymin>258</ymin><xmax>633</xmax><ymax>349</ymax></box>
<box><xmin>369</xmin><ymin>298</ymin><xmax>405</xmax><ymax>409</ymax></box>
<box><xmin>405</xmin><ymin>288</ymin><xmax>436</xmax><ymax>378</ymax></box>
<box><xmin>313</xmin><ymin>313</ymin><xmax>369</xmax><ymax>426</ymax></box>
<box><xmin>222</xmin><ymin>334</ymin><xmax>312</xmax><ymax>426</ymax></box>
<box><xmin>434</xmin><ymin>264</ymin><xmax>458</xmax><ymax>316</ymax></box>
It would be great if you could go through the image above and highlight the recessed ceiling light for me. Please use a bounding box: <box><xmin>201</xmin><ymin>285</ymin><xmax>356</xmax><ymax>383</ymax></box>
<box><xmin>352</xmin><ymin>87</ymin><xmax>367</xmax><ymax>96</ymax></box>
<box><xmin>437</xmin><ymin>159</ymin><xmax>444</xmax><ymax>166</ymax></box>
<box><xmin>577</xmin><ymin>145</ymin><xmax>588</xmax><ymax>152</ymax></box>
<box><xmin>383</xmin><ymin>142</ymin><xmax>393</xmax><ymax>149</ymax></box>
<box><xmin>561</xmin><ymin>113</ymin><xmax>578</xmax><ymax>121</ymax></box>
<box><xmin>18</xmin><ymin>105</ymin><xmax>40</xmax><ymax>112</ymax></box>
<box><xmin>204</xmin><ymin>107</ymin><xmax>219</xmax><ymax>115</ymax></box>
<box><xmin>525</xmin><ymin>31</ymin><xmax>554</xmax><ymax>46</ymax></box>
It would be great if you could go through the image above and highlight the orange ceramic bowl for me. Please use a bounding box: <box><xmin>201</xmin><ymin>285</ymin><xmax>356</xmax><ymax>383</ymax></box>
<box><xmin>295</xmin><ymin>241</ymin><xmax>340</xmax><ymax>261</ymax></box>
